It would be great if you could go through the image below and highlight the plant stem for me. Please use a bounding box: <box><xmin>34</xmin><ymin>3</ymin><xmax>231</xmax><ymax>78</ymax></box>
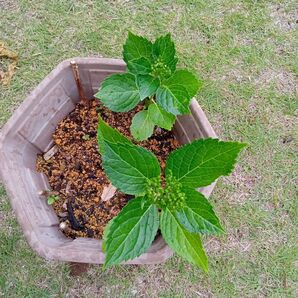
<box><xmin>144</xmin><ymin>97</ymin><xmax>151</xmax><ymax>109</ymax></box>
<box><xmin>70</xmin><ymin>61</ymin><xmax>89</xmax><ymax>106</ymax></box>
<box><xmin>144</xmin><ymin>96</ymin><xmax>156</xmax><ymax>109</ymax></box>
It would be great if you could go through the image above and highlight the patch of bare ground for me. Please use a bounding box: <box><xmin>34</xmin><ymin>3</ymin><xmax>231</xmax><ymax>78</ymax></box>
<box><xmin>206</xmin><ymin>225</ymin><xmax>252</xmax><ymax>255</ymax></box>
<box><xmin>255</xmin><ymin>68</ymin><xmax>298</xmax><ymax>95</ymax></box>
<box><xmin>128</xmin><ymin>266</ymin><xmax>214</xmax><ymax>298</ymax></box>
<box><xmin>278</xmin><ymin>113</ymin><xmax>298</xmax><ymax>131</ymax></box>
<box><xmin>125</xmin><ymin>264</ymin><xmax>213</xmax><ymax>298</ymax></box>
<box><xmin>66</xmin><ymin>264</ymin><xmax>214</xmax><ymax>298</ymax></box>
<box><xmin>65</xmin><ymin>282</ymin><xmax>104</xmax><ymax>298</ymax></box>
<box><xmin>219</xmin><ymin>68</ymin><xmax>250</xmax><ymax>84</ymax></box>
<box><xmin>223</xmin><ymin>164</ymin><xmax>258</xmax><ymax>206</ymax></box>
<box><xmin>0</xmin><ymin>208</ymin><xmax>6</xmax><ymax>227</ymax></box>
<box><xmin>209</xmin><ymin>59</ymin><xmax>251</xmax><ymax>84</ymax></box>
<box><xmin>0</xmin><ymin>185</ymin><xmax>11</xmax><ymax>228</ymax></box>
<box><xmin>204</xmin><ymin>165</ymin><xmax>257</xmax><ymax>255</ymax></box>
<box><xmin>234</xmin><ymin>36</ymin><xmax>253</xmax><ymax>46</ymax></box>
<box><xmin>255</xmin><ymin>224</ymin><xmax>289</xmax><ymax>251</ymax></box>
<box><xmin>269</xmin><ymin>4</ymin><xmax>298</xmax><ymax>31</ymax></box>
<box><xmin>0</xmin><ymin>0</ymin><xmax>19</xmax><ymax>10</ymax></box>
<box><xmin>210</xmin><ymin>112</ymin><xmax>225</xmax><ymax>137</ymax></box>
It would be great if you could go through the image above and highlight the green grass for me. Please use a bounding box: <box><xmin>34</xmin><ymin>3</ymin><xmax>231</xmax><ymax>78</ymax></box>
<box><xmin>1</xmin><ymin>0</ymin><xmax>297</xmax><ymax>297</ymax></box>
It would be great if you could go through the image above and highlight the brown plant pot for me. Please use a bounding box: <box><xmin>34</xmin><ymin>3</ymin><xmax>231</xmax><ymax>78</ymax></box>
<box><xmin>0</xmin><ymin>58</ymin><xmax>217</xmax><ymax>265</ymax></box>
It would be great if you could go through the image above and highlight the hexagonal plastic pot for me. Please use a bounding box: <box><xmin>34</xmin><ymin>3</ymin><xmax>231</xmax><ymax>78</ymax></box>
<box><xmin>0</xmin><ymin>58</ymin><xmax>217</xmax><ymax>265</ymax></box>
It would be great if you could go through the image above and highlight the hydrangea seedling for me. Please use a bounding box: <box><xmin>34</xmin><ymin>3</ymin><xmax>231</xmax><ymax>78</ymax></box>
<box><xmin>95</xmin><ymin>32</ymin><xmax>202</xmax><ymax>141</ymax></box>
<box><xmin>47</xmin><ymin>195</ymin><xmax>60</xmax><ymax>205</ymax></box>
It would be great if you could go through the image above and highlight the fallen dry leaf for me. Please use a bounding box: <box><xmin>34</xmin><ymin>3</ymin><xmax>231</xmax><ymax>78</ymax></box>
<box><xmin>101</xmin><ymin>184</ymin><xmax>117</xmax><ymax>201</ymax></box>
<box><xmin>58</xmin><ymin>212</ymin><xmax>68</xmax><ymax>218</ymax></box>
<box><xmin>65</xmin><ymin>181</ymin><xmax>71</xmax><ymax>195</ymax></box>
<box><xmin>43</xmin><ymin>145</ymin><xmax>58</xmax><ymax>161</ymax></box>
<box><xmin>0</xmin><ymin>41</ymin><xmax>18</xmax><ymax>85</ymax></box>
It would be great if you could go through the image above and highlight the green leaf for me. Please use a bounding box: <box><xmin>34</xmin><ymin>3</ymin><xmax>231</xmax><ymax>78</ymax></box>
<box><xmin>131</xmin><ymin>110</ymin><xmax>155</xmax><ymax>141</ymax></box>
<box><xmin>153</xmin><ymin>33</ymin><xmax>177</xmax><ymax>73</ymax></box>
<box><xmin>123</xmin><ymin>32</ymin><xmax>153</xmax><ymax>64</ymax></box>
<box><xmin>101</xmin><ymin>142</ymin><xmax>161</xmax><ymax>195</ymax></box>
<box><xmin>95</xmin><ymin>73</ymin><xmax>140</xmax><ymax>112</ymax></box>
<box><xmin>104</xmin><ymin>197</ymin><xmax>159</xmax><ymax>267</ymax></box>
<box><xmin>98</xmin><ymin>119</ymin><xmax>160</xmax><ymax>194</ymax></box>
<box><xmin>102</xmin><ymin>219</ymin><xmax>113</xmax><ymax>253</ymax></box>
<box><xmin>166</xmin><ymin>138</ymin><xmax>246</xmax><ymax>188</ymax></box>
<box><xmin>156</xmin><ymin>70</ymin><xmax>200</xmax><ymax>115</ymax></box>
<box><xmin>148</xmin><ymin>102</ymin><xmax>175</xmax><ymax>130</ymax></box>
<box><xmin>47</xmin><ymin>197</ymin><xmax>55</xmax><ymax>205</ymax></box>
<box><xmin>156</xmin><ymin>84</ymin><xmax>189</xmax><ymax>115</ymax></box>
<box><xmin>127</xmin><ymin>57</ymin><xmax>152</xmax><ymax>75</ymax></box>
<box><xmin>137</xmin><ymin>74</ymin><xmax>160</xmax><ymax>100</ymax></box>
<box><xmin>97</xmin><ymin>117</ymin><xmax>131</xmax><ymax>154</ymax></box>
<box><xmin>176</xmin><ymin>188</ymin><xmax>224</xmax><ymax>235</ymax></box>
<box><xmin>160</xmin><ymin>208</ymin><xmax>208</xmax><ymax>271</ymax></box>
<box><xmin>140</xmin><ymin>196</ymin><xmax>147</xmax><ymax>209</ymax></box>
<box><xmin>168</xmin><ymin>69</ymin><xmax>201</xmax><ymax>98</ymax></box>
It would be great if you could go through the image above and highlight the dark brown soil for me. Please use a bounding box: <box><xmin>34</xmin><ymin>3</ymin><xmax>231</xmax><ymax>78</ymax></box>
<box><xmin>36</xmin><ymin>99</ymin><xmax>179</xmax><ymax>239</ymax></box>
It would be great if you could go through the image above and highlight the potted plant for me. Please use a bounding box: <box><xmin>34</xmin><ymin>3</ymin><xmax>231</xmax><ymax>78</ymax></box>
<box><xmin>0</xmin><ymin>32</ymin><xmax>245</xmax><ymax>270</ymax></box>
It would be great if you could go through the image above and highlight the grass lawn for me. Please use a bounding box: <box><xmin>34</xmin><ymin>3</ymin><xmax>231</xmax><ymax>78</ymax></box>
<box><xmin>1</xmin><ymin>0</ymin><xmax>297</xmax><ymax>297</ymax></box>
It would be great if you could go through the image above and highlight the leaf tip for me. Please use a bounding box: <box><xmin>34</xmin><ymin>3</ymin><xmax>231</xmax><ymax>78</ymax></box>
<box><xmin>94</xmin><ymin>91</ymin><xmax>101</xmax><ymax>99</ymax></box>
<box><xmin>203</xmin><ymin>264</ymin><xmax>209</xmax><ymax>274</ymax></box>
<box><xmin>102</xmin><ymin>261</ymin><xmax>109</xmax><ymax>270</ymax></box>
<box><xmin>239</xmin><ymin>142</ymin><xmax>248</xmax><ymax>149</ymax></box>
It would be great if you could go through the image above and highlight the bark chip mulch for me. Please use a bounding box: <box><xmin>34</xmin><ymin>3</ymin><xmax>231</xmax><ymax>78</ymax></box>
<box><xmin>36</xmin><ymin>99</ymin><xmax>179</xmax><ymax>239</ymax></box>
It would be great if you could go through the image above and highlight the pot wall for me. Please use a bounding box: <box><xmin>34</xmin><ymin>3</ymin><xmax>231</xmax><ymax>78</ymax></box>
<box><xmin>0</xmin><ymin>58</ymin><xmax>217</xmax><ymax>264</ymax></box>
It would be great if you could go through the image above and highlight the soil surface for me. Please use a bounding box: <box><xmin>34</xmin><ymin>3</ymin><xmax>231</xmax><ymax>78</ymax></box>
<box><xmin>36</xmin><ymin>99</ymin><xmax>179</xmax><ymax>239</ymax></box>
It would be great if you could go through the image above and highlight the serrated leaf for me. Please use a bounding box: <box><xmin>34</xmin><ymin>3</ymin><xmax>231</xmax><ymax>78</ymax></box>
<box><xmin>98</xmin><ymin>120</ymin><xmax>160</xmax><ymax>194</ymax></box>
<box><xmin>104</xmin><ymin>197</ymin><xmax>159</xmax><ymax>267</ymax></box>
<box><xmin>166</xmin><ymin>138</ymin><xmax>246</xmax><ymax>188</ymax></box>
<box><xmin>176</xmin><ymin>188</ymin><xmax>224</xmax><ymax>235</ymax></box>
<box><xmin>137</xmin><ymin>74</ymin><xmax>160</xmax><ymax>100</ymax></box>
<box><xmin>153</xmin><ymin>33</ymin><xmax>177</xmax><ymax>73</ymax></box>
<box><xmin>148</xmin><ymin>102</ymin><xmax>175</xmax><ymax>130</ymax></box>
<box><xmin>123</xmin><ymin>32</ymin><xmax>153</xmax><ymax>64</ymax></box>
<box><xmin>156</xmin><ymin>70</ymin><xmax>200</xmax><ymax>115</ymax></box>
<box><xmin>95</xmin><ymin>73</ymin><xmax>140</xmax><ymax>112</ymax></box>
<box><xmin>160</xmin><ymin>208</ymin><xmax>208</xmax><ymax>271</ymax></box>
<box><xmin>127</xmin><ymin>57</ymin><xmax>152</xmax><ymax>75</ymax></box>
<box><xmin>101</xmin><ymin>142</ymin><xmax>161</xmax><ymax>195</ymax></box>
<box><xmin>168</xmin><ymin>69</ymin><xmax>201</xmax><ymax>98</ymax></box>
<box><xmin>102</xmin><ymin>218</ymin><xmax>113</xmax><ymax>253</ymax></box>
<box><xmin>97</xmin><ymin>117</ymin><xmax>131</xmax><ymax>154</ymax></box>
<box><xmin>156</xmin><ymin>84</ymin><xmax>189</xmax><ymax>115</ymax></box>
<box><xmin>131</xmin><ymin>110</ymin><xmax>155</xmax><ymax>141</ymax></box>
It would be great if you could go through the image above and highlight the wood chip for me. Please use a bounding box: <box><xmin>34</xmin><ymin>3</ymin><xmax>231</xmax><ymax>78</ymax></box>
<box><xmin>58</xmin><ymin>212</ymin><xmax>68</xmax><ymax>217</ymax></box>
<box><xmin>62</xmin><ymin>200</ymin><xmax>67</xmax><ymax>210</ymax></box>
<box><xmin>101</xmin><ymin>184</ymin><xmax>117</xmax><ymax>201</ymax></box>
<box><xmin>35</xmin><ymin>100</ymin><xmax>180</xmax><ymax>239</ymax></box>
<box><xmin>38</xmin><ymin>189</ymin><xmax>59</xmax><ymax>197</ymax></box>
<box><xmin>43</xmin><ymin>145</ymin><xmax>58</xmax><ymax>161</ymax></box>
<box><xmin>65</xmin><ymin>181</ymin><xmax>71</xmax><ymax>195</ymax></box>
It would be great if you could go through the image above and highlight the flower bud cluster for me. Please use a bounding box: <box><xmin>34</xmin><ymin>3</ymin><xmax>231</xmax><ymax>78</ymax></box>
<box><xmin>165</xmin><ymin>174</ymin><xmax>186</xmax><ymax>210</ymax></box>
<box><xmin>151</xmin><ymin>58</ymin><xmax>171</xmax><ymax>79</ymax></box>
<box><xmin>146</xmin><ymin>174</ymin><xmax>186</xmax><ymax>210</ymax></box>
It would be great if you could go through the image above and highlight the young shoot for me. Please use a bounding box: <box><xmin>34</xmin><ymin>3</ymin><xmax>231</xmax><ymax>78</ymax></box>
<box><xmin>47</xmin><ymin>195</ymin><xmax>60</xmax><ymax>205</ymax></box>
<box><xmin>95</xmin><ymin>32</ymin><xmax>202</xmax><ymax>141</ymax></box>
